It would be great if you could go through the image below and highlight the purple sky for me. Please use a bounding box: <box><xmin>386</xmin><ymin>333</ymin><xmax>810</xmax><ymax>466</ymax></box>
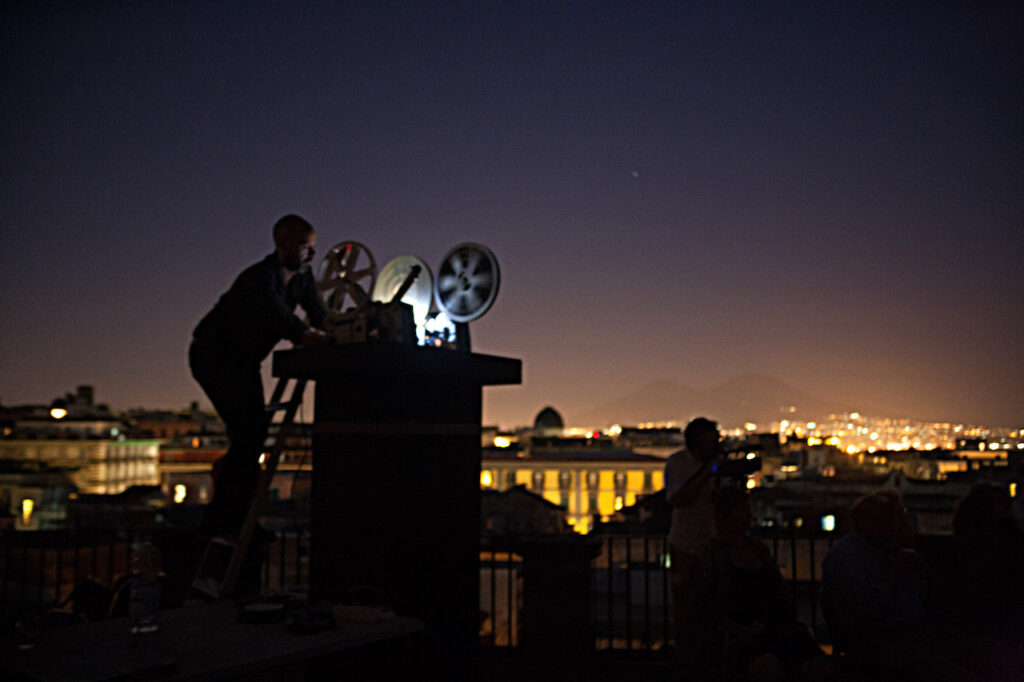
<box><xmin>2</xmin><ymin>1</ymin><xmax>1022</xmax><ymax>429</ymax></box>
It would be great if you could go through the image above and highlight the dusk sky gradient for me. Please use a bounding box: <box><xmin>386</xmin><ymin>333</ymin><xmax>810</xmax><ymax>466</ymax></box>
<box><xmin>2</xmin><ymin>1</ymin><xmax>1022</xmax><ymax>428</ymax></box>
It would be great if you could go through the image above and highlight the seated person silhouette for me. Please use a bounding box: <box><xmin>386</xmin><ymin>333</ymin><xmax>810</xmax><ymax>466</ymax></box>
<box><xmin>950</xmin><ymin>483</ymin><xmax>1024</xmax><ymax>645</ymax></box>
<box><xmin>694</xmin><ymin>487</ymin><xmax>833</xmax><ymax>682</ymax></box>
<box><xmin>822</xmin><ymin>489</ymin><xmax>990</xmax><ymax>682</ymax></box>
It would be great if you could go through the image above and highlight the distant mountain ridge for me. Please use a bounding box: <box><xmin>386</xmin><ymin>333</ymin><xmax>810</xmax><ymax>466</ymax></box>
<box><xmin>575</xmin><ymin>373</ymin><xmax>864</xmax><ymax>428</ymax></box>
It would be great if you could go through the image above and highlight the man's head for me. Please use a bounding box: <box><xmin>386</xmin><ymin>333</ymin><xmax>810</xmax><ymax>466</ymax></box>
<box><xmin>684</xmin><ymin>417</ymin><xmax>720</xmax><ymax>462</ymax></box>
<box><xmin>850</xmin><ymin>489</ymin><xmax>910</xmax><ymax>550</ymax></box>
<box><xmin>273</xmin><ymin>214</ymin><xmax>317</xmax><ymax>272</ymax></box>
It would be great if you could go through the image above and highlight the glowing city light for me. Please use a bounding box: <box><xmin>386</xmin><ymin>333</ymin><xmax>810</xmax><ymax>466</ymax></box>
<box><xmin>174</xmin><ymin>484</ymin><xmax>187</xmax><ymax>503</ymax></box>
<box><xmin>50</xmin><ymin>407</ymin><xmax>67</xmax><ymax>419</ymax></box>
<box><xmin>22</xmin><ymin>498</ymin><xmax>34</xmax><ymax>526</ymax></box>
<box><xmin>493</xmin><ymin>436</ymin><xmax>511</xmax><ymax>448</ymax></box>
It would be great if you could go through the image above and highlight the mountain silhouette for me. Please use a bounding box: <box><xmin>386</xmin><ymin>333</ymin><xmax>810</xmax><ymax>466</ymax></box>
<box><xmin>574</xmin><ymin>374</ymin><xmax>864</xmax><ymax>428</ymax></box>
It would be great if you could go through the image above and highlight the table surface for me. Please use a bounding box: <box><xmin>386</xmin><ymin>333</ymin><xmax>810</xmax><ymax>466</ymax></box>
<box><xmin>3</xmin><ymin>602</ymin><xmax>424</xmax><ymax>681</ymax></box>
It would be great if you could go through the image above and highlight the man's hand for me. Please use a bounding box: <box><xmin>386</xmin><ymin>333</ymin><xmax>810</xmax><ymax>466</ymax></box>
<box><xmin>300</xmin><ymin>328</ymin><xmax>330</xmax><ymax>348</ymax></box>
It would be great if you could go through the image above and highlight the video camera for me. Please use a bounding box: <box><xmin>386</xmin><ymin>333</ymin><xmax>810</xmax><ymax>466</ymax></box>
<box><xmin>711</xmin><ymin>444</ymin><xmax>763</xmax><ymax>480</ymax></box>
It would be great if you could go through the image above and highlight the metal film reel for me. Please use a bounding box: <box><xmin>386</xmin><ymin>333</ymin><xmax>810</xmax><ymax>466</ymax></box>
<box><xmin>372</xmin><ymin>255</ymin><xmax>434</xmax><ymax>327</ymax></box>
<box><xmin>317</xmin><ymin>241</ymin><xmax>376</xmax><ymax>321</ymax></box>
<box><xmin>434</xmin><ymin>243</ymin><xmax>500</xmax><ymax>323</ymax></box>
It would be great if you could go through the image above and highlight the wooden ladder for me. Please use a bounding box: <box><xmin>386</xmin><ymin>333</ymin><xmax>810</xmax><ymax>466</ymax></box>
<box><xmin>188</xmin><ymin>376</ymin><xmax>308</xmax><ymax>600</ymax></box>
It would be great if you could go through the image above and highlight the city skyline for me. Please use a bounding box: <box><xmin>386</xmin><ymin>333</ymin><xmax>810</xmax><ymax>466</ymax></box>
<box><xmin>2</xmin><ymin>2</ymin><xmax>1022</xmax><ymax>429</ymax></box>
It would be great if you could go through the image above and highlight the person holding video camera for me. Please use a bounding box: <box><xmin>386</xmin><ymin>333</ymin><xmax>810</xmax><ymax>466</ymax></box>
<box><xmin>664</xmin><ymin>417</ymin><xmax>727</xmax><ymax>670</ymax></box>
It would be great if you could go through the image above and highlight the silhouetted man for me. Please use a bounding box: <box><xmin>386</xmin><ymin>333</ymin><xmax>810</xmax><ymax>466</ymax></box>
<box><xmin>664</xmin><ymin>416</ymin><xmax>725</xmax><ymax>670</ymax></box>
<box><xmin>821</xmin><ymin>490</ymin><xmax>1005</xmax><ymax>681</ymax></box>
<box><xmin>190</xmin><ymin>214</ymin><xmax>328</xmax><ymax>536</ymax></box>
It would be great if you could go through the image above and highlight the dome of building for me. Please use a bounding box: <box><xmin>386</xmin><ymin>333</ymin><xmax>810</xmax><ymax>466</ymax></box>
<box><xmin>533</xmin><ymin>406</ymin><xmax>564</xmax><ymax>433</ymax></box>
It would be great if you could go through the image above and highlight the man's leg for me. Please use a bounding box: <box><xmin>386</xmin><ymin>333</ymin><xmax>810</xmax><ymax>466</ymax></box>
<box><xmin>190</xmin><ymin>345</ymin><xmax>267</xmax><ymax>536</ymax></box>
<box><xmin>669</xmin><ymin>546</ymin><xmax>702</xmax><ymax>669</ymax></box>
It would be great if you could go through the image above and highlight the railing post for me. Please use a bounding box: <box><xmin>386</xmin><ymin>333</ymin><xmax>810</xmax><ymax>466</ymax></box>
<box><xmin>809</xmin><ymin>534</ymin><xmax>817</xmax><ymax>633</ymax></box>
<box><xmin>606</xmin><ymin>537</ymin><xmax>614</xmax><ymax>648</ymax></box>
<box><xmin>643</xmin><ymin>536</ymin><xmax>651</xmax><ymax>650</ymax></box>
<box><xmin>517</xmin><ymin>535</ymin><xmax>602</xmax><ymax>676</ymax></box>
<box><xmin>790</xmin><ymin>526</ymin><xmax>799</xmax><ymax>621</ymax></box>
<box><xmin>625</xmin><ymin>537</ymin><xmax>632</xmax><ymax>649</ymax></box>
<box><xmin>662</xmin><ymin>536</ymin><xmax>670</xmax><ymax>655</ymax></box>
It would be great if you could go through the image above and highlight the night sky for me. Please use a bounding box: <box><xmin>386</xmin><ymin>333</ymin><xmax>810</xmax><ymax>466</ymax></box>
<box><xmin>2</xmin><ymin>1</ymin><xmax>1021</xmax><ymax>429</ymax></box>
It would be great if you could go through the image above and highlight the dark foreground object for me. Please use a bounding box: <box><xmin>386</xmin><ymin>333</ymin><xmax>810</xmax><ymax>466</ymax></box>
<box><xmin>2</xmin><ymin>601</ymin><xmax>423</xmax><ymax>681</ymax></box>
<box><xmin>274</xmin><ymin>345</ymin><xmax>521</xmax><ymax>682</ymax></box>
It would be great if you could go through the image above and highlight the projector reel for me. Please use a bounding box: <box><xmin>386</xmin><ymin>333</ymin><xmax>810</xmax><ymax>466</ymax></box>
<box><xmin>372</xmin><ymin>255</ymin><xmax>434</xmax><ymax>327</ymax></box>
<box><xmin>317</xmin><ymin>241</ymin><xmax>376</xmax><ymax>321</ymax></box>
<box><xmin>434</xmin><ymin>243</ymin><xmax>500</xmax><ymax>323</ymax></box>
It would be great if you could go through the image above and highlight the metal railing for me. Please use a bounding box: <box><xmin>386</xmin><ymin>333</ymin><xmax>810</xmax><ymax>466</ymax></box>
<box><xmin>474</xmin><ymin>530</ymin><xmax>847</xmax><ymax>655</ymax></box>
<box><xmin>0</xmin><ymin>530</ymin><xmax>132</xmax><ymax>626</ymax></box>
<box><xmin>260</xmin><ymin>530</ymin><xmax>310</xmax><ymax>592</ymax></box>
<box><xmin>594</xmin><ymin>535</ymin><xmax>672</xmax><ymax>652</ymax></box>
<box><xmin>7</xmin><ymin>527</ymin><xmax>934</xmax><ymax>656</ymax></box>
<box><xmin>478</xmin><ymin>547</ymin><xmax>521</xmax><ymax>647</ymax></box>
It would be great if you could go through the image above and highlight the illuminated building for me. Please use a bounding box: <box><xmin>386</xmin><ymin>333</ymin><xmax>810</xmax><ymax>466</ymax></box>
<box><xmin>481</xmin><ymin>440</ymin><xmax>665</xmax><ymax>534</ymax></box>
<box><xmin>0</xmin><ymin>438</ymin><xmax>160</xmax><ymax>495</ymax></box>
<box><xmin>126</xmin><ymin>402</ymin><xmax>212</xmax><ymax>439</ymax></box>
<box><xmin>0</xmin><ymin>461</ymin><xmax>77</xmax><ymax>530</ymax></box>
<box><xmin>0</xmin><ymin>386</ymin><xmax>160</xmax><ymax>497</ymax></box>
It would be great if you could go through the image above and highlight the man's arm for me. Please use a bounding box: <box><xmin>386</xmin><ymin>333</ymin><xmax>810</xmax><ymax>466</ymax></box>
<box><xmin>298</xmin><ymin>270</ymin><xmax>327</xmax><ymax>330</ymax></box>
<box><xmin>666</xmin><ymin>455</ymin><xmax>721</xmax><ymax>507</ymax></box>
<box><xmin>665</xmin><ymin>452</ymin><xmax>721</xmax><ymax>508</ymax></box>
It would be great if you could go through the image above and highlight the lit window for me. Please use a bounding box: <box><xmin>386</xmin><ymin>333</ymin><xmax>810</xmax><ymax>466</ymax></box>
<box><xmin>480</xmin><ymin>470</ymin><xmax>493</xmax><ymax>487</ymax></box>
<box><xmin>821</xmin><ymin>515</ymin><xmax>836</xmax><ymax>532</ymax></box>
<box><xmin>21</xmin><ymin>499</ymin><xmax>34</xmax><ymax>526</ymax></box>
<box><xmin>174</xmin><ymin>484</ymin><xmax>187</xmax><ymax>503</ymax></box>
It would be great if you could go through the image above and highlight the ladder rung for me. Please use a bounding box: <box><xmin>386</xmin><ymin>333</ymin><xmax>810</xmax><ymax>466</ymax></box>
<box><xmin>265</xmin><ymin>400</ymin><xmax>300</xmax><ymax>413</ymax></box>
<box><xmin>189</xmin><ymin>375</ymin><xmax>305</xmax><ymax>600</ymax></box>
<box><xmin>190</xmin><ymin>577</ymin><xmax>223</xmax><ymax>599</ymax></box>
<box><xmin>209</xmin><ymin>536</ymin><xmax>239</xmax><ymax>549</ymax></box>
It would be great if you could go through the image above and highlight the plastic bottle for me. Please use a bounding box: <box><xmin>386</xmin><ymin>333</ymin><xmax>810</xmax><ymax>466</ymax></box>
<box><xmin>129</xmin><ymin>536</ymin><xmax>163</xmax><ymax>634</ymax></box>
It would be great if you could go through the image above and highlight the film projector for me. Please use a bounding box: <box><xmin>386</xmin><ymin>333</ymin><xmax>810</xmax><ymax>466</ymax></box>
<box><xmin>315</xmin><ymin>241</ymin><xmax>500</xmax><ymax>352</ymax></box>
